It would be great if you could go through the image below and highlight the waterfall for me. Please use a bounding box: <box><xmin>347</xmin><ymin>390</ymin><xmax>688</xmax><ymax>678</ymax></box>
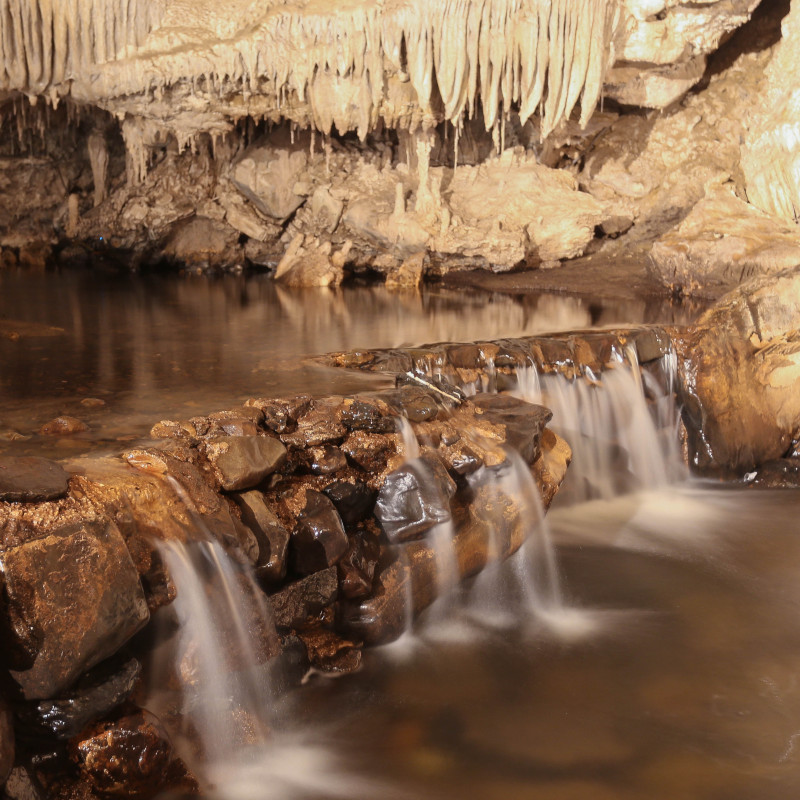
<box><xmin>148</xmin><ymin>538</ymin><xmax>276</xmax><ymax>788</ymax></box>
<box><xmin>514</xmin><ymin>353</ymin><xmax>686</xmax><ymax>504</ymax></box>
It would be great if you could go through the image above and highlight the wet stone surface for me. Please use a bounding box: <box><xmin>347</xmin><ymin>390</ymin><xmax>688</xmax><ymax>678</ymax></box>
<box><xmin>374</xmin><ymin>452</ymin><xmax>456</xmax><ymax>543</ymax></box>
<box><xmin>3</xmin><ymin>519</ymin><xmax>149</xmax><ymax>700</ymax></box>
<box><xmin>204</xmin><ymin>434</ymin><xmax>287</xmax><ymax>491</ymax></box>
<box><xmin>471</xmin><ymin>394</ymin><xmax>553</xmax><ymax>464</ymax></box>
<box><xmin>290</xmin><ymin>490</ymin><xmax>349</xmax><ymax>575</ymax></box>
<box><xmin>18</xmin><ymin>658</ymin><xmax>142</xmax><ymax>741</ymax></box>
<box><xmin>322</xmin><ymin>480</ymin><xmax>376</xmax><ymax>526</ymax></box>
<box><xmin>71</xmin><ymin>710</ymin><xmax>178</xmax><ymax>797</ymax></box>
<box><xmin>270</xmin><ymin>566</ymin><xmax>338</xmax><ymax>630</ymax></box>
<box><xmin>0</xmin><ymin>456</ymin><xmax>70</xmax><ymax>502</ymax></box>
<box><xmin>231</xmin><ymin>490</ymin><xmax>290</xmax><ymax>584</ymax></box>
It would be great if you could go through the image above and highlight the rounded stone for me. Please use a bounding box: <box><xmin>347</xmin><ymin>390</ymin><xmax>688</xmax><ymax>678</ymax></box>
<box><xmin>0</xmin><ymin>456</ymin><xmax>70</xmax><ymax>502</ymax></box>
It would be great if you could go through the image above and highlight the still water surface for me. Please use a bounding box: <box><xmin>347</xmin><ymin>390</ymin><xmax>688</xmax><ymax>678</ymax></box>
<box><xmin>0</xmin><ymin>267</ymin><xmax>694</xmax><ymax>449</ymax></box>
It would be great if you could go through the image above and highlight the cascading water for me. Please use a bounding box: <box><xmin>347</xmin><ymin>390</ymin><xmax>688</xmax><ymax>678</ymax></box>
<box><xmin>514</xmin><ymin>350</ymin><xmax>686</xmax><ymax>504</ymax></box>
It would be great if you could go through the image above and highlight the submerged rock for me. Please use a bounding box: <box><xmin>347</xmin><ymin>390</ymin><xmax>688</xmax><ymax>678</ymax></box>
<box><xmin>38</xmin><ymin>416</ymin><xmax>89</xmax><ymax>436</ymax></box>
<box><xmin>0</xmin><ymin>456</ymin><xmax>70</xmax><ymax>502</ymax></box>
<box><xmin>3</xmin><ymin>519</ymin><xmax>149</xmax><ymax>700</ymax></box>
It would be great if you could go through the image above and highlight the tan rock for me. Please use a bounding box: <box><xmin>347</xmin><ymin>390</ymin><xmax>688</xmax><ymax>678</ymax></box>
<box><xmin>678</xmin><ymin>265</ymin><xmax>800</xmax><ymax>473</ymax></box>
<box><xmin>649</xmin><ymin>187</ymin><xmax>800</xmax><ymax>296</ymax></box>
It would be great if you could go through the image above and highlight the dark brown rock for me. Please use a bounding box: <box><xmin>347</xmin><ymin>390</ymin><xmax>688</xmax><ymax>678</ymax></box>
<box><xmin>281</xmin><ymin>400</ymin><xmax>347</xmax><ymax>448</ymax></box>
<box><xmin>269</xmin><ymin>566</ymin><xmax>338</xmax><ymax>630</ymax></box>
<box><xmin>340</xmin><ymin>431</ymin><xmax>396</xmax><ymax>475</ymax></box>
<box><xmin>297</xmin><ymin>628</ymin><xmax>362</xmax><ymax>675</ymax></box>
<box><xmin>398</xmin><ymin>385</ymin><xmax>440</xmax><ymax>422</ymax></box>
<box><xmin>231</xmin><ymin>490</ymin><xmax>290</xmax><ymax>584</ymax></box>
<box><xmin>290</xmin><ymin>491</ymin><xmax>349</xmax><ymax>575</ymax></box>
<box><xmin>71</xmin><ymin>710</ymin><xmax>175</xmax><ymax>797</ymax></box>
<box><xmin>205</xmin><ymin>435</ymin><xmax>287</xmax><ymax>491</ymax></box>
<box><xmin>322</xmin><ymin>480</ymin><xmax>376</xmax><ymax>525</ymax></box>
<box><xmin>38</xmin><ymin>416</ymin><xmax>89</xmax><ymax>436</ymax></box>
<box><xmin>20</xmin><ymin>658</ymin><xmax>141</xmax><ymax>741</ymax></box>
<box><xmin>3</xmin><ymin>519</ymin><xmax>149</xmax><ymax>700</ymax></box>
<box><xmin>470</xmin><ymin>394</ymin><xmax>552</xmax><ymax>464</ymax></box>
<box><xmin>0</xmin><ymin>693</ymin><xmax>13</xmax><ymax>789</ymax></box>
<box><xmin>341</xmin><ymin>399</ymin><xmax>395</xmax><ymax>433</ymax></box>
<box><xmin>337</xmin><ymin>531</ymin><xmax>381</xmax><ymax>599</ymax></box>
<box><xmin>0</xmin><ymin>456</ymin><xmax>70</xmax><ymax>502</ymax></box>
<box><xmin>307</xmin><ymin>446</ymin><xmax>348</xmax><ymax>475</ymax></box>
<box><xmin>374</xmin><ymin>453</ymin><xmax>456</xmax><ymax>543</ymax></box>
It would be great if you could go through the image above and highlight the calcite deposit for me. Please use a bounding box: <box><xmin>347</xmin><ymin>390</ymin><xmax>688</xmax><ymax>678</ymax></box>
<box><xmin>1</xmin><ymin>0</ymin><xmax>796</xmax><ymax>292</ymax></box>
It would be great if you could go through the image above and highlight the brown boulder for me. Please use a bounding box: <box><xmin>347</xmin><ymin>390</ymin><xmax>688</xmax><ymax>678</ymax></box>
<box><xmin>3</xmin><ymin>519</ymin><xmax>149</xmax><ymax>699</ymax></box>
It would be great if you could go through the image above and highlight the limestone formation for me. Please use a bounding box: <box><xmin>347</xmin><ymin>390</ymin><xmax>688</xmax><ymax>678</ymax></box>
<box><xmin>676</xmin><ymin>264</ymin><xmax>800</xmax><ymax>473</ymax></box>
<box><xmin>742</xmin><ymin>0</ymin><xmax>800</xmax><ymax>224</ymax></box>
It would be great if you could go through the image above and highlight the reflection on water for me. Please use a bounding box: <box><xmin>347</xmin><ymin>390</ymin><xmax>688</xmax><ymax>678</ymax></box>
<box><xmin>0</xmin><ymin>268</ymin><xmax>696</xmax><ymax>448</ymax></box>
<box><xmin>292</xmin><ymin>485</ymin><xmax>800</xmax><ymax>800</ymax></box>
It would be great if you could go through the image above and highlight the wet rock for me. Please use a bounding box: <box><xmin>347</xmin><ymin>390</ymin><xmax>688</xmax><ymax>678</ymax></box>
<box><xmin>205</xmin><ymin>435</ymin><xmax>287</xmax><ymax>491</ymax></box>
<box><xmin>374</xmin><ymin>453</ymin><xmax>456</xmax><ymax>543</ymax></box>
<box><xmin>247</xmin><ymin>396</ymin><xmax>313</xmax><ymax>434</ymax></box>
<box><xmin>297</xmin><ymin>628</ymin><xmax>362</xmax><ymax>675</ymax></box>
<box><xmin>398</xmin><ymin>385</ymin><xmax>439</xmax><ymax>422</ymax></box>
<box><xmin>71</xmin><ymin>710</ymin><xmax>176</xmax><ymax>797</ymax></box>
<box><xmin>231</xmin><ymin>490</ymin><xmax>290</xmax><ymax>584</ymax></box>
<box><xmin>322</xmin><ymin>480</ymin><xmax>376</xmax><ymax>525</ymax></box>
<box><xmin>3</xmin><ymin>519</ymin><xmax>149</xmax><ymax>700</ymax></box>
<box><xmin>290</xmin><ymin>491</ymin><xmax>349</xmax><ymax>575</ymax></box>
<box><xmin>213</xmin><ymin>418</ymin><xmax>260</xmax><ymax>437</ymax></box>
<box><xmin>269</xmin><ymin>566</ymin><xmax>338</xmax><ymax>630</ymax></box>
<box><xmin>281</xmin><ymin>400</ymin><xmax>347</xmax><ymax>448</ymax></box>
<box><xmin>38</xmin><ymin>416</ymin><xmax>89</xmax><ymax>436</ymax></box>
<box><xmin>337</xmin><ymin>531</ymin><xmax>381</xmax><ymax>600</ymax></box>
<box><xmin>748</xmin><ymin>458</ymin><xmax>800</xmax><ymax>489</ymax></box>
<box><xmin>0</xmin><ymin>456</ymin><xmax>70</xmax><ymax>502</ymax></box>
<box><xmin>470</xmin><ymin>394</ymin><xmax>552</xmax><ymax>464</ymax></box>
<box><xmin>341</xmin><ymin>399</ymin><xmax>395</xmax><ymax>434</ymax></box>
<box><xmin>274</xmin><ymin>239</ymin><xmax>345</xmax><ymax>288</ymax></box>
<box><xmin>385</xmin><ymin>251</ymin><xmax>425</xmax><ymax>289</ymax></box>
<box><xmin>0</xmin><ymin>693</ymin><xmax>13</xmax><ymax>788</ymax></box>
<box><xmin>340</xmin><ymin>431</ymin><xmax>397</xmax><ymax>476</ymax></box>
<box><xmin>307</xmin><ymin>446</ymin><xmax>348</xmax><ymax>475</ymax></box>
<box><xmin>20</xmin><ymin>658</ymin><xmax>141</xmax><ymax>741</ymax></box>
<box><xmin>79</xmin><ymin>397</ymin><xmax>106</xmax><ymax>408</ymax></box>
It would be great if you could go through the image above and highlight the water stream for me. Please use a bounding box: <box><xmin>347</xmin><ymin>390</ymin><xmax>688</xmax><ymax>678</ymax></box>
<box><xmin>3</xmin><ymin>268</ymin><xmax>799</xmax><ymax>798</ymax></box>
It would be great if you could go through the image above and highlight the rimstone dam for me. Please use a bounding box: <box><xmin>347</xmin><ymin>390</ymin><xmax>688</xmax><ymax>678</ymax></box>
<box><xmin>1</xmin><ymin>0</ymin><xmax>800</xmax><ymax>798</ymax></box>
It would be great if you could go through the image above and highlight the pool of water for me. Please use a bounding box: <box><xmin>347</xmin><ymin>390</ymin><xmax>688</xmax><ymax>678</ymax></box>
<box><xmin>284</xmin><ymin>484</ymin><xmax>800</xmax><ymax>800</ymax></box>
<box><xmin>0</xmin><ymin>266</ymin><xmax>696</xmax><ymax>453</ymax></box>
